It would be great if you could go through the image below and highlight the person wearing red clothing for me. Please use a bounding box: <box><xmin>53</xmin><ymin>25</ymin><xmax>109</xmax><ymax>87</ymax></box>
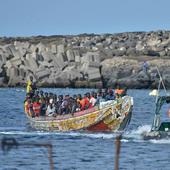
<box><xmin>80</xmin><ymin>93</ymin><xmax>90</xmax><ymax>110</ymax></box>
<box><xmin>33</xmin><ymin>99</ymin><xmax>41</xmax><ymax>117</ymax></box>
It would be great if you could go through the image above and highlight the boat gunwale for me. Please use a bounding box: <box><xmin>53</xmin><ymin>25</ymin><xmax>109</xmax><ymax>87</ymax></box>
<box><xmin>27</xmin><ymin>105</ymin><xmax>115</xmax><ymax>123</ymax></box>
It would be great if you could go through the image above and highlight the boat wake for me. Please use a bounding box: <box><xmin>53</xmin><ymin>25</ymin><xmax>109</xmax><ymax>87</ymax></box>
<box><xmin>0</xmin><ymin>130</ymin><xmax>118</xmax><ymax>139</ymax></box>
<box><xmin>1</xmin><ymin>125</ymin><xmax>170</xmax><ymax>144</ymax></box>
<box><xmin>0</xmin><ymin>125</ymin><xmax>149</xmax><ymax>141</ymax></box>
<box><xmin>0</xmin><ymin>125</ymin><xmax>154</xmax><ymax>139</ymax></box>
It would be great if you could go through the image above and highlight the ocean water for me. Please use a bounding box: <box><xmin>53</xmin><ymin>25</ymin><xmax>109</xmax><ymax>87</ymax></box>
<box><xmin>0</xmin><ymin>88</ymin><xmax>170</xmax><ymax>170</ymax></box>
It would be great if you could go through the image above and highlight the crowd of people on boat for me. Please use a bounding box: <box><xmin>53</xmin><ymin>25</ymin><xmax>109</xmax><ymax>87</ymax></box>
<box><xmin>24</xmin><ymin>77</ymin><xmax>126</xmax><ymax>118</ymax></box>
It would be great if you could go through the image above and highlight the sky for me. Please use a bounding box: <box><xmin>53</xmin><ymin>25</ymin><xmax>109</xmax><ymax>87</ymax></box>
<box><xmin>0</xmin><ymin>0</ymin><xmax>170</xmax><ymax>37</ymax></box>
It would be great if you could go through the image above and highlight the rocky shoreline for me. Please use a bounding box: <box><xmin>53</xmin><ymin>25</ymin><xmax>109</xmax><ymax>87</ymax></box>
<box><xmin>0</xmin><ymin>30</ymin><xmax>170</xmax><ymax>89</ymax></box>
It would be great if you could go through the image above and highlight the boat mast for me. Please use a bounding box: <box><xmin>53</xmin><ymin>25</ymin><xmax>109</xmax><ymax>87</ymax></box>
<box><xmin>151</xmin><ymin>66</ymin><xmax>167</xmax><ymax>131</ymax></box>
<box><xmin>156</xmin><ymin>66</ymin><xmax>167</xmax><ymax>97</ymax></box>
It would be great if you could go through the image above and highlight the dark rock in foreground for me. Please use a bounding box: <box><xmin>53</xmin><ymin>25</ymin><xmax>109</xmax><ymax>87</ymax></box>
<box><xmin>0</xmin><ymin>30</ymin><xmax>170</xmax><ymax>89</ymax></box>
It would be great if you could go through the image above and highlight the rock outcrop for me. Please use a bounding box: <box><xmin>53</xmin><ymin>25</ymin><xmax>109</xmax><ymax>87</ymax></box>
<box><xmin>0</xmin><ymin>30</ymin><xmax>170</xmax><ymax>88</ymax></box>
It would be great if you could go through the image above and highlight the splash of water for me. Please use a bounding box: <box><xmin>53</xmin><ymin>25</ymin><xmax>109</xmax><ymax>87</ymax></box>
<box><xmin>123</xmin><ymin>125</ymin><xmax>151</xmax><ymax>141</ymax></box>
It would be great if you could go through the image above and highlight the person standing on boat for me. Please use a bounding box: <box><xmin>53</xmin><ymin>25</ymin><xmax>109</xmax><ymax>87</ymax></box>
<box><xmin>33</xmin><ymin>90</ymin><xmax>40</xmax><ymax>102</ymax></box>
<box><xmin>56</xmin><ymin>95</ymin><xmax>64</xmax><ymax>114</ymax></box>
<box><xmin>24</xmin><ymin>96</ymin><xmax>30</xmax><ymax>114</ymax></box>
<box><xmin>80</xmin><ymin>93</ymin><xmax>90</xmax><ymax>110</ymax></box>
<box><xmin>89</xmin><ymin>91</ymin><xmax>97</xmax><ymax>107</ymax></box>
<box><xmin>46</xmin><ymin>99</ymin><xmax>56</xmax><ymax>116</ymax></box>
<box><xmin>71</xmin><ymin>95</ymin><xmax>81</xmax><ymax>113</ymax></box>
<box><xmin>40</xmin><ymin>97</ymin><xmax>47</xmax><ymax>116</ymax></box>
<box><xmin>53</xmin><ymin>94</ymin><xmax>58</xmax><ymax>104</ymax></box>
<box><xmin>33</xmin><ymin>98</ymin><xmax>41</xmax><ymax>117</ymax></box>
<box><xmin>77</xmin><ymin>94</ymin><xmax>82</xmax><ymax>104</ymax></box>
<box><xmin>95</xmin><ymin>91</ymin><xmax>105</xmax><ymax>105</ymax></box>
<box><xmin>39</xmin><ymin>90</ymin><xmax>44</xmax><ymax>99</ymax></box>
<box><xmin>26</xmin><ymin>76</ymin><xmax>37</xmax><ymax>97</ymax></box>
<box><xmin>106</xmin><ymin>89</ymin><xmax>115</xmax><ymax>100</ymax></box>
<box><xmin>61</xmin><ymin>95</ymin><xmax>70</xmax><ymax>114</ymax></box>
<box><xmin>44</xmin><ymin>92</ymin><xmax>50</xmax><ymax>105</ymax></box>
<box><xmin>114</xmin><ymin>85</ymin><xmax>124</xmax><ymax>97</ymax></box>
<box><xmin>28</xmin><ymin>100</ymin><xmax>35</xmax><ymax>117</ymax></box>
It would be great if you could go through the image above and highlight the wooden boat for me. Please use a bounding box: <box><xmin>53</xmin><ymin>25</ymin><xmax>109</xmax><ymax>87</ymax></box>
<box><xmin>143</xmin><ymin>95</ymin><xmax>170</xmax><ymax>140</ymax></box>
<box><xmin>25</xmin><ymin>96</ymin><xmax>133</xmax><ymax>132</ymax></box>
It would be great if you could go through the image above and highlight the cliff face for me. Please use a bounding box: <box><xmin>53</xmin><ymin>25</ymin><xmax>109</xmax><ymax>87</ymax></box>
<box><xmin>0</xmin><ymin>31</ymin><xmax>170</xmax><ymax>89</ymax></box>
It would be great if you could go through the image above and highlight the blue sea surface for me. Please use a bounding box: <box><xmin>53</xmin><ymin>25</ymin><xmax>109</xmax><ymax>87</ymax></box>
<box><xmin>0</xmin><ymin>88</ymin><xmax>170</xmax><ymax>170</ymax></box>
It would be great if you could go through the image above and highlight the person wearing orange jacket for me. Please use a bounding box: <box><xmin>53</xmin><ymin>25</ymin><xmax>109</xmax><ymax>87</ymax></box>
<box><xmin>114</xmin><ymin>85</ymin><xmax>125</xmax><ymax>97</ymax></box>
<box><xmin>80</xmin><ymin>93</ymin><xmax>90</xmax><ymax>110</ymax></box>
